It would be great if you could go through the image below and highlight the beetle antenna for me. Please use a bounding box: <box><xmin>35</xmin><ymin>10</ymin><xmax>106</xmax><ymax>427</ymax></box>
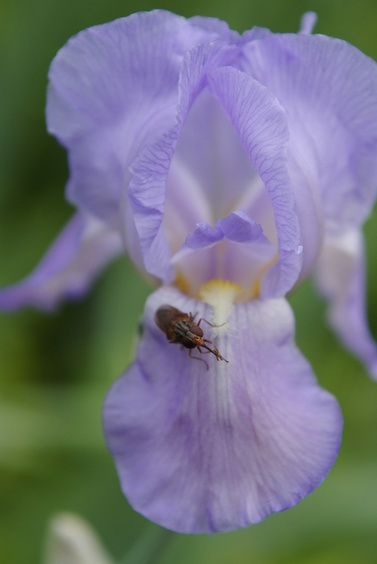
<box><xmin>202</xmin><ymin>341</ymin><xmax>229</xmax><ymax>363</ymax></box>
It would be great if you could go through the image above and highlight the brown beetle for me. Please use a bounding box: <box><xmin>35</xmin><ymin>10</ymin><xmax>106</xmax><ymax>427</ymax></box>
<box><xmin>155</xmin><ymin>304</ymin><xmax>229</xmax><ymax>368</ymax></box>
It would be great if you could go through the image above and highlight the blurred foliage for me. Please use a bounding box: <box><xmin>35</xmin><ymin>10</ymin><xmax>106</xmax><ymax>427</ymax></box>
<box><xmin>1</xmin><ymin>0</ymin><xmax>377</xmax><ymax>563</ymax></box>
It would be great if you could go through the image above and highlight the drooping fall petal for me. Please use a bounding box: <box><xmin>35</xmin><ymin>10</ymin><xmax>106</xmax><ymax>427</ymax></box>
<box><xmin>104</xmin><ymin>286</ymin><xmax>342</xmax><ymax>533</ymax></box>
<box><xmin>0</xmin><ymin>213</ymin><xmax>122</xmax><ymax>311</ymax></box>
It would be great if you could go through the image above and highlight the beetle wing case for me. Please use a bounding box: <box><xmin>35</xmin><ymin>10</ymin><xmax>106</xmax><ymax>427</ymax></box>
<box><xmin>154</xmin><ymin>304</ymin><xmax>182</xmax><ymax>341</ymax></box>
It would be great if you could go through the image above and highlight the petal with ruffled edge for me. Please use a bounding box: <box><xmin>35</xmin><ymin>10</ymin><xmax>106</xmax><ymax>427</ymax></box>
<box><xmin>242</xmin><ymin>33</ymin><xmax>377</xmax><ymax>272</ymax></box>
<box><xmin>103</xmin><ymin>285</ymin><xmax>342</xmax><ymax>533</ymax></box>
<box><xmin>127</xmin><ymin>40</ymin><xmax>238</xmax><ymax>283</ymax></box>
<box><xmin>46</xmin><ymin>11</ymin><xmax>230</xmax><ymax>261</ymax></box>
<box><xmin>130</xmin><ymin>45</ymin><xmax>304</xmax><ymax>294</ymax></box>
<box><xmin>315</xmin><ymin>229</ymin><xmax>377</xmax><ymax>379</ymax></box>
<box><xmin>0</xmin><ymin>213</ymin><xmax>122</xmax><ymax>311</ymax></box>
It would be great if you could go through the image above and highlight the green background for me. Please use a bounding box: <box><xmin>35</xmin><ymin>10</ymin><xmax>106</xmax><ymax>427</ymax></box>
<box><xmin>1</xmin><ymin>0</ymin><xmax>377</xmax><ymax>562</ymax></box>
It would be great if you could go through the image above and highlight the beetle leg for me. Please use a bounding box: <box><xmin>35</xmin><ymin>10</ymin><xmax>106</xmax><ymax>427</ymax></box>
<box><xmin>188</xmin><ymin>348</ymin><xmax>209</xmax><ymax>370</ymax></box>
<box><xmin>197</xmin><ymin>317</ymin><xmax>226</xmax><ymax>329</ymax></box>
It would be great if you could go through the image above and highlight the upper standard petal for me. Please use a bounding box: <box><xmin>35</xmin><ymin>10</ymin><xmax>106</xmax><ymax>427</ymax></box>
<box><xmin>243</xmin><ymin>33</ymin><xmax>377</xmax><ymax>235</ymax></box>
<box><xmin>46</xmin><ymin>11</ymin><xmax>228</xmax><ymax>228</ymax></box>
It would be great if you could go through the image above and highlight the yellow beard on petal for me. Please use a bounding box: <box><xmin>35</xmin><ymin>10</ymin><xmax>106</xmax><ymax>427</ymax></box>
<box><xmin>175</xmin><ymin>269</ymin><xmax>192</xmax><ymax>296</ymax></box>
<box><xmin>197</xmin><ymin>279</ymin><xmax>245</xmax><ymax>329</ymax></box>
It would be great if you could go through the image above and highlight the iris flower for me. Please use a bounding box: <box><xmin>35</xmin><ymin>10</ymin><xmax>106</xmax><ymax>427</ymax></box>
<box><xmin>1</xmin><ymin>10</ymin><xmax>377</xmax><ymax>533</ymax></box>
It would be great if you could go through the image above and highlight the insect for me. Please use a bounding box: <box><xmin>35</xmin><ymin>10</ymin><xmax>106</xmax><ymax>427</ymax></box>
<box><xmin>154</xmin><ymin>304</ymin><xmax>229</xmax><ymax>368</ymax></box>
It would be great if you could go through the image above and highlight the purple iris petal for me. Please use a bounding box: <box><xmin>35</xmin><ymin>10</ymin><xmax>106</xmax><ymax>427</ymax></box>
<box><xmin>47</xmin><ymin>11</ymin><xmax>229</xmax><ymax>237</ymax></box>
<box><xmin>240</xmin><ymin>32</ymin><xmax>377</xmax><ymax>367</ymax></box>
<box><xmin>166</xmin><ymin>83</ymin><xmax>280</xmax><ymax>262</ymax></box>
<box><xmin>38</xmin><ymin>11</ymin><xmax>377</xmax><ymax>305</ymax></box>
<box><xmin>128</xmin><ymin>39</ymin><xmax>238</xmax><ymax>283</ymax></box>
<box><xmin>208</xmin><ymin>66</ymin><xmax>302</xmax><ymax>296</ymax></box>
<box><xmin>243</xmin><ymin>33</ymin><xmax>377</xmax><ymax>271</ymax></box>
<box><xmin>173</xmin><ymin>212</ymin><xmax>276</xmax><ymax>296</ymax></box>
<box><xmin>0</xmin><ymin>213</ymin><xmax>122</xmax><ymax>311</ymax></box>
<box><xmin>104</xmin><ymin>286</ymin><xmax>342</xmax><ymax>534</ymax></box>
<box><xmin>315</xmin><ymin>230</ymin><xmax>377</xmax><ymax>378</ymax></box>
